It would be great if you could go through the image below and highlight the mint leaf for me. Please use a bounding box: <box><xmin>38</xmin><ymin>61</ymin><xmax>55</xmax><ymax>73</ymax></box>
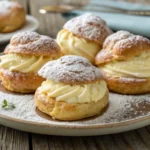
<box><xmin>3</xmin><ymin>99</ymin><xmax>7</xmax><ymax>106</ymax></box>
<box><xmin>2</xmin><ymin>100</ymin><xmax>16</xmax><ymax>110</ymax></box>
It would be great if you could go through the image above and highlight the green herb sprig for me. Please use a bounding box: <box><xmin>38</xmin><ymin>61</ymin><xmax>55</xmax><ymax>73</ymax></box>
<box><xmin>2</xmin><ymin>99</ymin><xmax>16</xmax><ymax>110</ymax></box>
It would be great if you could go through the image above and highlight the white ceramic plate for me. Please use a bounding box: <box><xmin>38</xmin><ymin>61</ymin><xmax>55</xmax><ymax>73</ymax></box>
<box><xmin>0</xmin><ymin>84</ymin><xmax>149</xmax><ymax>136</ymax></box>
<box><xmin>0</xmin><ymin>15</ymin><xmax>39</xmax><ymax>44</ymax></box>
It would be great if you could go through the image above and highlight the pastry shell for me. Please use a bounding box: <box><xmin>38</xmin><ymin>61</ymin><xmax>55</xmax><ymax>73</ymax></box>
<box><xmin>34</xmin><ymin>88</ymin><xmax>109</xmax><ymax>121</ymax></box>
<box><xmin>0</xmin><ymin>69</ymin><xmax>44</xmax><ymax>93</ymax></box>
<box><xmin>95</xmin><ymin>31</ymin><xmax>150</xmax><ymax>94</ymax></box>
<box><xmin>0</xmin><ymin>1</ymin><xmax>26</xmax><ymax>33</ymax></box>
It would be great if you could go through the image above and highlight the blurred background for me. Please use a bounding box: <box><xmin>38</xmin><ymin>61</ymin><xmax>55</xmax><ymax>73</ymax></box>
<box><xmin>3</xmin><ymin>0</ymin><xmax>150</xmax><ymax>38</ymax></box>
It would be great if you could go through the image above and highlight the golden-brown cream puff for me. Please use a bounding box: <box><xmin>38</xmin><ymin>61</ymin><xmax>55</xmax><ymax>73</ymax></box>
<box><xmin>0</xmin><ymin>1</ymin><xmax>26</xmax><ymax>33</ymax></box>
<box><xmin>34</xmin><ymin>55</ymin><xmax>109</xmax><ymax>121</ymax></box>
<box><xmin>95</xmin><ymin>30</ymin><xmax>150</xmax><ymax>94</ymax></box>
<box><xmin>0</xmin><ymin>31</ymin><xmax>61</xmax><ymax>93</ymax></box>
<box><xmin>57</xmin><ymin>13</ymin><xmax>112</xmax><ymax>64</ymax></box>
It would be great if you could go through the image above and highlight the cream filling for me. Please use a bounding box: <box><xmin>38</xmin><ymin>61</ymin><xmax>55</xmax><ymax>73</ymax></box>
<box><xmin>39</xmin><ymin>80</ymin><xmax>107</xmax><ymax>103</ymax></box>
<box><xmin>56</xmin><ymin>29</ymin><xmax>100</xmax><ymax>63</ymax></box>
<box><xmin>0</xmin><ymin>54</ymin><xmax>52</xmax><ymax>73</ymax></box>
<box><xmin>100</xmin><ymin>52</ymin><xmax>150</xmax><ymax>78</ymax></box>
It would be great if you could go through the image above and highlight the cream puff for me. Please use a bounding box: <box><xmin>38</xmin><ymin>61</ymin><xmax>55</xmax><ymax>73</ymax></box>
<box><xmin>56</xmin><ymin>13</ymin><xmax>112</xmax><ymax>64</ymax></box>
<box><xmin>34</xmin><ymin>55</ymin><xmax>109</xmax><ymax>121</ymax></box>
<box><xmin>0</xmin><ymin>31</ymin><xmax>61</xmax><ymax>93</ymax></box>
<box><xmin>95</xmin><ymin>30</ymin><xmax>150</xmax><ymax>94</ymax></box>
<box><xmin>0</xmin><ymin>1</ymin><xmax>26</xmax><ymax>33</ymax></box>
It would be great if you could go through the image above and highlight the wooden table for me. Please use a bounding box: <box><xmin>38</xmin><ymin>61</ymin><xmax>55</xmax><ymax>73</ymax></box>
<box><xmin>0</xmin><ymin>0</ymin><xmax>150</xmax><ymax>149</ymax></box>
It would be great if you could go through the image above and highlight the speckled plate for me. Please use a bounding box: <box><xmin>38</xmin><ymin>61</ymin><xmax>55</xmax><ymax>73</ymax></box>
<box><xmin>0</xmin><ymin>83</ymin><xmax>149</xmax><ymax>136</ymax></box>
<box><xmin>0</xmin><ymin>15</ymin><xmax>39</xmax><ymax>44</ymax></box>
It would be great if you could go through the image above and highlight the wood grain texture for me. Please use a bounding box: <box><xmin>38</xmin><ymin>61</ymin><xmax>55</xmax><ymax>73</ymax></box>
<box><xmin>112</xmin><ymin>134</ymin><xmax>133</xmax><ymax>150</ymax></box>
<box><xmin>136</xmin><ymin>128</ymin><xmax>150</xmax><ymax>148</ymax></box>
<box><xmin>95</xmin><ymin>135</ymin><xmax>120</xmax><ymax>150</ymax></box>
<box><xmin>31</xmin><ymin>132</ymin><xmax>150</xmax><ymax>150</ymax></box>
<box><xmin>123</xmin><ymin>130</ymin><xmax>149</xmax><ymax>150</ymax></box>
<box><xmin>32</xmin><ymin>134</ymin><xmax>49</xmax><ymax>150</ymax></box>
<box><xmin>0</xmin><ymin>124</ymin><xmax>150</xmax><ymax>150</ymax></box>
<box><xmin>70</xmin><ymin>137</ymin><xmax>88</xmax><ymax>150</ymax></box>
<box><xmin>0</xmin><ymin>125</ymin><xmax>29</xmax><ymax>150</ymax></box>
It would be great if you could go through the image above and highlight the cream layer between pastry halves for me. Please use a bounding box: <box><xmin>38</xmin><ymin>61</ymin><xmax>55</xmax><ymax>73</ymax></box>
<box><xmin>100</xmin><ymin>52</ymin><xmax>150</xmax><ymax>78</ymax></box>
<box><xmin>0</xmin><ymin>54</ymin><xmax>52</xmax><ymax>73</ymax></box>
<box><xmin>38</xmin><ymin>80</ymin><xmax>107</xmax><ymax>103</ymax></box>
<box><xmin>57</xmin><ymin>29</ymin><xmax>100</xmax><ymax>63</ymax></box>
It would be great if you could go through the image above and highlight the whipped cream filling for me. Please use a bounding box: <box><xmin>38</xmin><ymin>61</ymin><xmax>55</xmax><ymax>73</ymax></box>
<box><xmin>57</xmin><ymin>29</ymin><xmax>100</xmax><ymax>63</ymax></box>
<box><xmin>100</xmin><ymin>52</ymin><xmax>150</xmax><ymax>78</ymax></box>
<box><xmin>0</xmin><ymin>54</ymin><xmax>52</xmax><ymax>73</ymax></box>
<box><xmin>39</xmin><ymin>80</ymin><xmax>107</xmax><ymax>103</ymax></box>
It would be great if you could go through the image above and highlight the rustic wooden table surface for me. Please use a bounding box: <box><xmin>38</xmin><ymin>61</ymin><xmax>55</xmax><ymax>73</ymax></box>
<box><xmin>0</xmin><ymin>0</ymin><xmax>150</xmax><ymax>150</ymax></box>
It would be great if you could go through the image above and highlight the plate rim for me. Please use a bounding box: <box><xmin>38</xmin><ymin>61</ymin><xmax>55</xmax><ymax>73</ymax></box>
<box><xmin>0</xmin><ymin>105</ymin><xmax>149</xmax><ymax>129</ymax></box>
<box><xmin>0</xmin><ymin>57</ymin><xmax>149</xmax><ymax>131</ymax></box>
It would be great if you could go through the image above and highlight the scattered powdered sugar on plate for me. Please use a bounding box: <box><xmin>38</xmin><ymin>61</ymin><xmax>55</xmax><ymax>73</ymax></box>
<box><xmin>97</xmin><ymin>93</ymin><xmax>150</xmax><ymax>124</ymax></box>
<box><xmin>0</xmin><ymin>83</ymin><xmax>149</xmax><ymax>127</ymax></box>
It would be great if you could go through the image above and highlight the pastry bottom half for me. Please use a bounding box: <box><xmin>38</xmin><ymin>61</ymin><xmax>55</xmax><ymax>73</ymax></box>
<box><xmin>34</xmin><ymin>89</ymin><xmax>109</xmax><ymax>121</ymax></box>
<box><xmin>102</xmin><ymin>71</ymin><xmax>150</xmax><ymax>95</ymax></box>
<box><xmin>0</xmin><ymin>69</ymin><xmax>44</xmax><ymax>93</ymax></box>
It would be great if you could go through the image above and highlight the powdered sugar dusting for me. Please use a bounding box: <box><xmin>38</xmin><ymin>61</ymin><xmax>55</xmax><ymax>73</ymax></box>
<box><xmin>104</xmin><ymin>30</ymin><xmax>150</xmax><ymax>51</ymax></box>
<box><xmin>5</xmin><ymin>31</ymin><xmax>61</xmax><ymax>56</ymax></box>
<box><xmin>97</xmin><ymin>30</ymin><xmax>150</xmax><ymax>64</ymax></box>
<box><xmin>98</xmin><ymin>93</ymin><xmax>150</xmax><ymax>123</ymax></box>
<box><xmin>38</xmin><ymin>55</ymin><xmax>102</xmax><ymax>84</ymax></box>
<box><xmin>11</xmin><ymin>31</ymin><xmax>40</xmax><ymax>45</ymax></box>
<box><xmin>0</xmin><ymin>84</ymin><xmax>149</xmax><ymax>127</ymax></box>
<box><xmin>0</xmin><ymin>1</ymin><xmax>16</xmax><ymax>14</ymax></box>
<box><xmin>64</xmin><ymin>13</ymin><xmax>112</xmax><ymax>44</ymax></box>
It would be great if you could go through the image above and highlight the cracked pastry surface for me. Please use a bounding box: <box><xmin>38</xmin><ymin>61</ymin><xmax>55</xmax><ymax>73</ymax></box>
<box><xmin>35</xmin><ymin>55</ymin><xmax>109</xmax><ymax>120</ymax></box>
<box><xmin>95</xmin><ymin>30</ymin><xmax>150</xmax><ymax>94</ymax></box>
